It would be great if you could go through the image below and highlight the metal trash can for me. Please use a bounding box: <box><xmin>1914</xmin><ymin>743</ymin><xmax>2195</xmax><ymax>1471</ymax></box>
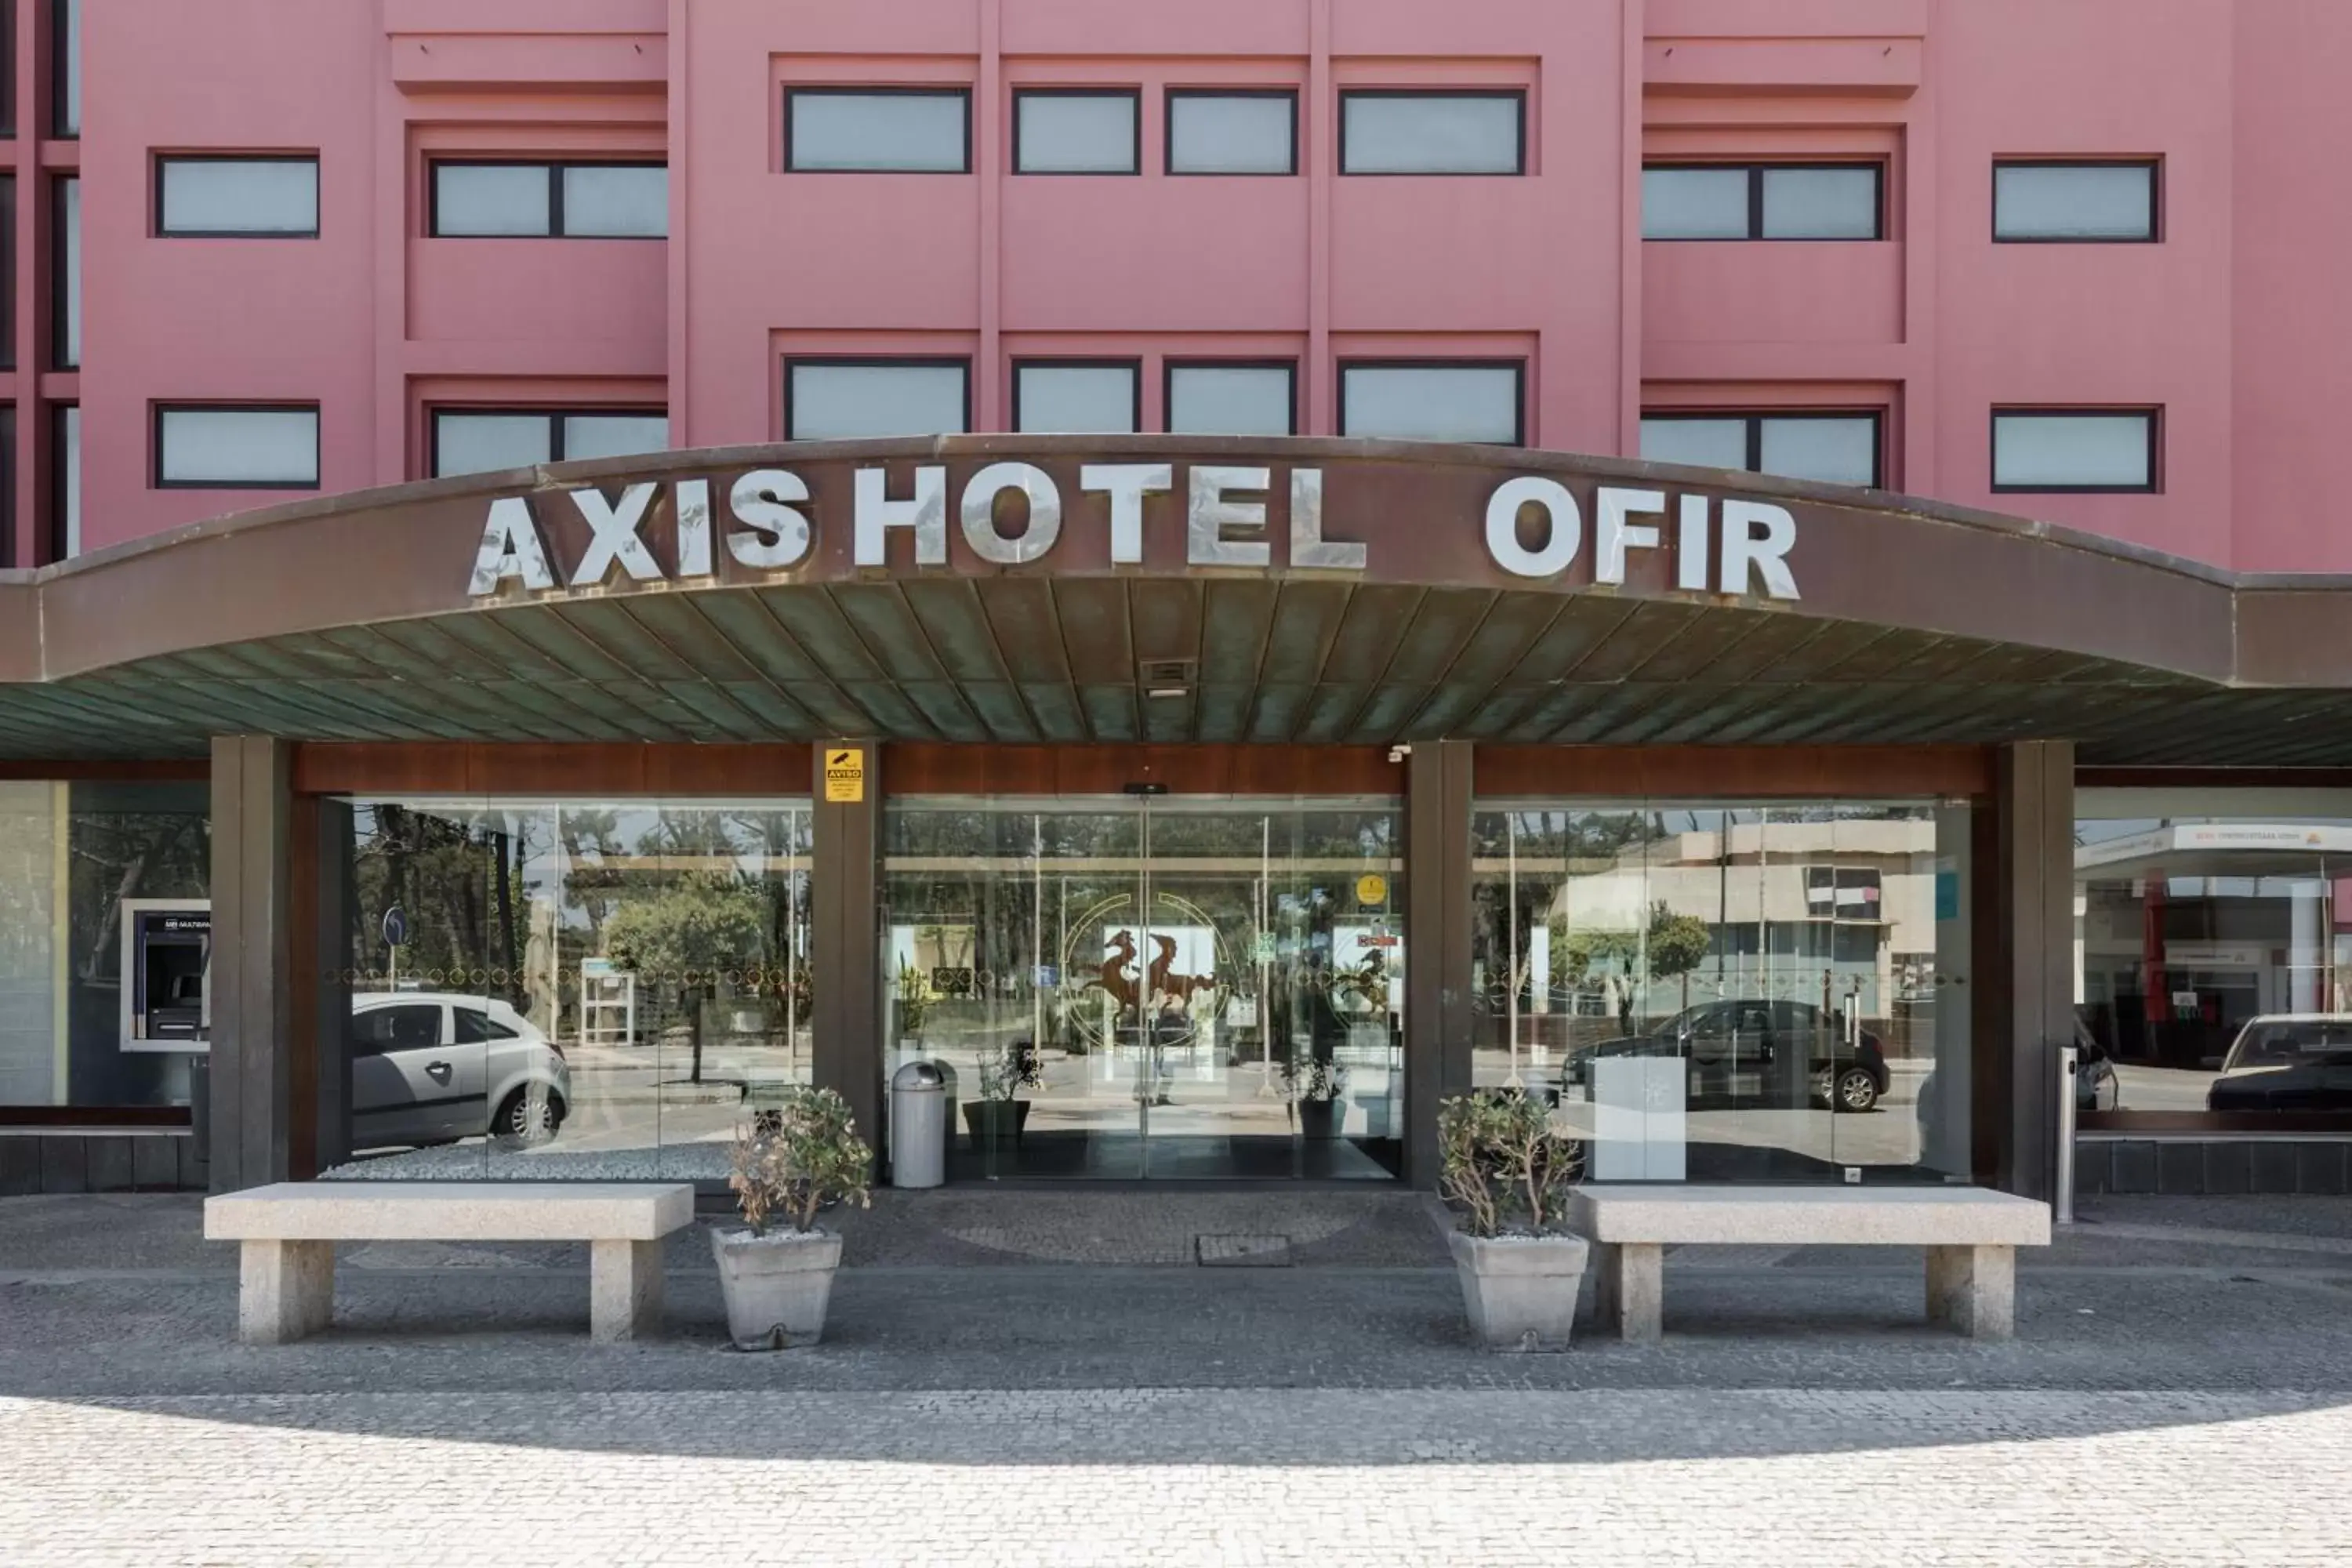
<box><xmin>890</xmin><ymin>1061</ymin><xmax>948</xmax><ymax>1189</ymax></box>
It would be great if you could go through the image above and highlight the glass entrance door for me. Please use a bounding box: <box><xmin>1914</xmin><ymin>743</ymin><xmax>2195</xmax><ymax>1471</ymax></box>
<box><xmin>881</xmin><ymin>797</ymin><xmax>1403</xmax><ymax>1181</ymax></box>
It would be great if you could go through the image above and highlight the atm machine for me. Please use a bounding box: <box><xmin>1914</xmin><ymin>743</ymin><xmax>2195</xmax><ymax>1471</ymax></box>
<box><xmin>120</xmin><ymin>898</ymin><xmax>211</xmax><ymax>1051</ymax></box>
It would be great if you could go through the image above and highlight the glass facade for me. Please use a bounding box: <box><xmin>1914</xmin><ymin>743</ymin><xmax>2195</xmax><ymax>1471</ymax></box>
<box><xmin>2078</xmin><ymin>790</ymin><xmax>2352</xmax><ymax>1119</ymax></box>
<box><xmin>1472</xmin><ymin>798</ymin><xmax>1974</xmax><ymax>1183</ymax></box>
<box><xmin>881</xmin><ymin>797</ymin><xmax>1405</xmax><ymax>1179</ymax></box>
<box><xmin>0</xmin><ymin>781</ymin><xmax>209</xmax><ymax>1110</ymax></box>
<box><xmin>327</xmin><ymin>798</ymin><xmax>811</xmax><ymax>1178</ymax></box>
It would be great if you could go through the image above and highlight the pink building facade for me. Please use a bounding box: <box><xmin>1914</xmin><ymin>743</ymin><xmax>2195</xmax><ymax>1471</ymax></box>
<box><xmin>0</xmin><ymin>0</ymin><xmax>2327</xmax><ymax>570</ymax></box>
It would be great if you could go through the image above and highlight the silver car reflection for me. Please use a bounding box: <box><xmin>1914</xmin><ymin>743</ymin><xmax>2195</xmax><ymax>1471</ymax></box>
<box><xmin>349</xmin><ymin>993</ymin><xmax>570</xmax><ymax>1149</ymax></box>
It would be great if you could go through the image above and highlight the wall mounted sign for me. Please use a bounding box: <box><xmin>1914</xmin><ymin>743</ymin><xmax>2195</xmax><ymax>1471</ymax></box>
<box><xmin>466</xmin><ymin>460</ymin><xmax>1802</xmax><ymax>604</ymax></box>
<box><xmin>823</xmin><ymin>747</ymin><xmax>866</xmax><ymax>803</ymax></box>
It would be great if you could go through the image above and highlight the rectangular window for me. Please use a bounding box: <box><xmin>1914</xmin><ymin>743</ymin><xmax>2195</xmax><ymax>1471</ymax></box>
<box><xmin>1339</xmin><ymin>91</ymin><xmax>1524</xmax><ymax>176</ymax></box>
<box><xmin>155</xmin><ymin>405</ymin><xmax>321</xmax><ymax>489</ymax></box>
<box><xmin>430</xmin><ymin>408</ymin><xmax>669</xmax><ymax>479</ymax></box>
<box><xmin>156</xmin><ymin>155</ymin><xmax>321</xmax><ymax>238</ymax></box>
<box><xmin>51</xmin><ymin>0</ymin><xmax>77</xmax><ymax>138</ymax></box>
<box><xmin>1643</xmin><ymin>164</ymin><xmax>1883</xmax><ymax>241</ymax></box>
<box><xmin>1165</xmin><ymin>361</ymin><xmax>1296</xmax><ymax>436</ymax></box>
<box><xmin>786</xmin><ymin>358</ymin><xmax>970</xmax><ymax>441</ymax></box>
<box><xmin>1166</xmin><ymin>90</ymin><xmax>1297</xmax><ymax>176</ymax></box>
<box><xmin>1339</xmin><ymin>361</ymin><xmax>1523</xmax><ymax>445</ymax></box>
<box><xmin>1014</xmin><ymin>89</ymin><xmax>1141</xmax><ymax>175</ymax></box>
<box><xmin>1014</xmin><ymin>360</ymin><xmax>1140</xmax><ymax>434</ymax></box>
<box><xmin>1641</xmin><ymin>412</ymin><xmax>1883</xmax><ymax>488</ymax></box>
<box><xmin>785</xmin><ymin>87</ymin><xmax>971</xmax><ymax>174</ymax></box>
<box><xmin>429</xmin><ymin>162</ymin><xmax>668</xmax><ymax>238</ymax></box>
<box><xmin>1991</xmin><ymin>409</ymin><xmax>2158</xmax><ymax>492</ymax></box>
<box><xmin>1994</xmin><ymin>161</ymin><xmax>2158</xmax><ymax>242</ymax></box>
<box><xmin>1</xmin><ymin>2</ymin><xmax>16</xmax><ymax>140</ymax></box>
<box><xmin>53</xmin><ymin>404</ymin><xmax>74</xmax><ymax>560</ymax></box>
<box><xmin>0</xmin><ymin>177</ymin><xmax>13</xmax><ymax>368</ymax></box>
<box><xmin>53</xmin><ymin>174</ymin><xmax>76</xmax><ymax>370</ymax></box>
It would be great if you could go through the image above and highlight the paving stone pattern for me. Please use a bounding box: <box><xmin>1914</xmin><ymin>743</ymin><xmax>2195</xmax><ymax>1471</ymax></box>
<box><xmin>3</xmin><ymin>1192</ymin><xmax>2351</xmax><ymax>1563</ymax></box>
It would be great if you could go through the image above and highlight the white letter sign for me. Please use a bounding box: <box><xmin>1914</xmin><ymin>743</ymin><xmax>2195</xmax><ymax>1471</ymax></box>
<box><xmin>1484</xmin><ymin>477</ymin><xmax>1582</xmax><ymax>578</ymax></box>
<box><xmin>855</xmin><ymin>466</ymin><xmax>948</xmax><ymax>567</ymax></box>
<box><xmin>468</xmin><ymin>496</ymin><xmax>556</xmax><ymax>596</ymax></box>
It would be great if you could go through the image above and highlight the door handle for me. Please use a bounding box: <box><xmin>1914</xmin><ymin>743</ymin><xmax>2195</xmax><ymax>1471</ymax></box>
<box><xmin>426</xmin><ymin>1061</ymin><xmax>452</xmax><ymax>1081</ymax></box>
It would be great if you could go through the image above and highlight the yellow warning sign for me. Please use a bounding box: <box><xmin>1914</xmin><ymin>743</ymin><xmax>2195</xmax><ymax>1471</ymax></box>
<box><xmin>1356</xmin><ymin>873</ymin><xmax>1388</xmax><ymax>906</ymax></box>
<box><xmin>823</xmin><ymin>747</ymin><xmax>866</xmax><ymax>804</ymax></box>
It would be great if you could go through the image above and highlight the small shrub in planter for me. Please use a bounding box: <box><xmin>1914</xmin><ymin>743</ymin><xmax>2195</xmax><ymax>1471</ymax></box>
<box><xmin>713</xmin><ymin>1087</ymin><xmax>873</xmax><ymax>1350</ymax></box>
<box><xmin>1437</xmin><ymin>1089</ymin><xmax>1590</xmax><ymax>1352</ymax></box>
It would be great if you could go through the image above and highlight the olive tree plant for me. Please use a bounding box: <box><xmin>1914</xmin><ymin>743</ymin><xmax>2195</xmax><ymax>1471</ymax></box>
<box><xmin>727</xmin><ymin>1086</ymin><xmax>873</xmax><ymax>1236</ymax></box>
<box><xmin>1436</xmin><ymin>1089</ymin><xmax>1586</xmax><ymax>1237</ymax></box>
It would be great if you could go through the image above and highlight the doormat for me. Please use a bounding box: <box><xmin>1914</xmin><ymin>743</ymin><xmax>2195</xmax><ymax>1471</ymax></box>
<box><xmin>1196</xmin><ymin>1233</ymin><xmax>1292</xmax><ymax>1268</ymax></box>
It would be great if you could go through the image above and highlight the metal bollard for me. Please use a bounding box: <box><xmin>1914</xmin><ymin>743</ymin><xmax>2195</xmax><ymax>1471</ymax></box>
<box><xmin>2054</xmin><ymin>1043</ymin><xmax>2078</xmax><ymax>1225</ymax></box>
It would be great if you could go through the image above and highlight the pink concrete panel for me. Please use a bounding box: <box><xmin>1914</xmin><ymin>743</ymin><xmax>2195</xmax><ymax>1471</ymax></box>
<box><xmin>408</xmin><ymin>241</ymin><xmax>667</xmax><ymax>369</ymax></box>
<box><xmin>1645</xmin><ymin>243</ymin><xmax>1904</xmax><ymax>347</ymax></box>
<box><xmin>2229</xmin><ymin>0</ymin><xmax>2352</xmax><ymax>573</ymax></box>
<box><xmin>1000</xmin><ymin>180</ymin><xmax>1309</xmax><ymax>332</ymax></box>
<box><xmin>80</xmin><ymin>0</ymin><xmax>379</xmax><ymax>550</ymax></box>
<box><xmin>1928</xmin><ymin>0</ymin><xmax>2236</xmax><ymax>563</ymax></box>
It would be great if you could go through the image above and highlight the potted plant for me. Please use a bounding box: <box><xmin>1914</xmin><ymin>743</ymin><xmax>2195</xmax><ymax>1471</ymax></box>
<box><xmin>712</xmin><ymin>1086</ymin><xmax>873</xmax><ymax>1351</ymax></box>
<box><xmin>1280</xmin><ymin>1053</ymin><xmax>1349</xmax><ymax>1140</ymax></box>
<box><xmin>1438</xmin><ymin>1088</ymin><xmax>1589</xmax><ymax>1352</ymax></box>
<box><xmin>961</xmin><ymin>1039</ymin><xmax>1037</xmax><ymax>1150</ymax></box>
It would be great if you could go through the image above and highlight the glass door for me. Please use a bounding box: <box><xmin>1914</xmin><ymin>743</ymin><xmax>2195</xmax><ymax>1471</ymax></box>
<box><xmin>880</xmin><ymin>797</ymin><xmax>1404</xmax><ymax>1180</ymax></box>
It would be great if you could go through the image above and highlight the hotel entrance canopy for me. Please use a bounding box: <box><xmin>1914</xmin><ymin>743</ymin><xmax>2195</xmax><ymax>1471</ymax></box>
<box><xmin>2</xmin><ymin>436</ymin><xmax>2350</xmax><ymax>763</ymax></box>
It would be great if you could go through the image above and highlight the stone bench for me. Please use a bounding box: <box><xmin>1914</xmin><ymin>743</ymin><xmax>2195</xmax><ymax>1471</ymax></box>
<box><xmin>1567</xmin><ymin>1185</ymin><xmax>2053</xmax><ymax>1341</ymax></box>
<box><xmin>203</xmin><ymin>1182</ymin><xmax>695</xmax><ymax>1345</ymax></box>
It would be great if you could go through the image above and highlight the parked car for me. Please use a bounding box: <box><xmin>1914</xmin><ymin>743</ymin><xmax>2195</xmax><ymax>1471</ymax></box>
<box><xmin>1563</xmin><ymin>999</ymin><xmax>1889</xmax><ymax>1112</ymax></box>
<box><xmin>350</xmin><ymin>993</ymin><xmax>569</xmax><ymax>1150</ymax></box>
<box><xmin>2205</xmin><ymin>1014</ymin><xmax>2352</xmax><ymax>1112</ymax></box>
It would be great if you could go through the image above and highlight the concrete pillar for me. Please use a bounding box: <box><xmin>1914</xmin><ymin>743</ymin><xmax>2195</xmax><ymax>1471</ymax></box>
<box><xmin>811</xmin><ymin>739</ymin><xmax>884</xmax><ymax>1149</ymax></box>
<box><xmin>1404</xmin><ymin>740</ymin><xmax>1475</xmax><ymax>1188</ymax></box>
<box><xmin>209</xmin><ymin>736</ymin><xmax>295</xmax><ymax>1193</ymax></box>
<box><xmin>1976</xmin><ymin>741</ymin><xmax>2075</xmax><ymax>1200</ymax></box>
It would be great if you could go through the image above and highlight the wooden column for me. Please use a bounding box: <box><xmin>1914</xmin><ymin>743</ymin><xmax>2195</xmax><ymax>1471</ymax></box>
<box><xmin>208</xmin><ymin>736</ymin><xmax>295</xmax><ymax>1193</ymax></box>
<box><xmin>1404</xmin><ymin>739</ymin><xmax>1475</xmax><ymax>1187</ymax></box>
<box><xmin>1975</xmin><ymin>740</ymin><xmax>2075</xmax><ymax>1200</ymax></box>
<box><xmin>811</xmin><ymin>739</ymin><xmax>884</xmax><ymax>1145</ymax></box>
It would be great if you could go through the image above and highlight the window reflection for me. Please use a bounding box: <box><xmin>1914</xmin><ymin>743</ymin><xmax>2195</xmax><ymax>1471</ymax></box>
<box><xmin>326</xmin><ymin>798</ymin><xmax>811</xmax><ymax>1179</ymax></box>
<box><xmin>1471</xmin><ymin>797</ymin><xmax>1973</xmax><ymax>1183</ymax></box>
<box><xmin>2077</xmin><ymin>802</ymin><xmax>2352</xmax><ymax>1119</ymax></box>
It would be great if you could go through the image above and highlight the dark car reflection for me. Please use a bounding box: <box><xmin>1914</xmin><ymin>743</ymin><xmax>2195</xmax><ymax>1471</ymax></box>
<box><xmin>1563</xmin><ymin>999</ymin><xmax>1889</xmax><ymax>1112</ymax></box>
<box><xmin>2205</xmin><ymin>1015</ymin><xmax>2352</xmax><ymax>1112</ymax></box>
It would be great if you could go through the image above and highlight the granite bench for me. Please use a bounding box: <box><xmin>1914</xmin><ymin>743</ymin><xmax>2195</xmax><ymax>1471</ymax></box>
<box><xmin>1567</xmin><ymin>1185</ymin><xmax>2053</xmax><ymax>1341</ymax></box>
<box><xmin>203</xmin><ymin>1182</ymin><xmax>695</xmax><ymax>1345</ymax></box>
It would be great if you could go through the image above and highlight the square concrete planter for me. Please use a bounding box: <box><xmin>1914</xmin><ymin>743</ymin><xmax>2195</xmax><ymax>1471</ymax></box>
<box><xmin>1448</xmin><ymin>1229</ymin><xmax>1591</xmax><ymax>1352</ymax></box>
<box><xmin>712</xmin><ymin>1227</ymin><xmax>843</xmax><ymax>1350</ymax></box>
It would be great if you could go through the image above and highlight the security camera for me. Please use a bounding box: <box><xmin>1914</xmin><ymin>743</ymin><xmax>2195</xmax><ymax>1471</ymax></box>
<box><xmin>1387</xmin><ymin>744</ymin><xmax>1412</xmax><ymax>764</ymax></box>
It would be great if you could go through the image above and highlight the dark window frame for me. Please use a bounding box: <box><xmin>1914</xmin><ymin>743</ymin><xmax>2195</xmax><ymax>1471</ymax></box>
<box><xmin>1160</xmin><ymin>358</ymin><xmax>1298</xmax><ymax>436</ymax></box>
<box><xmin>0</xmin><ymin>174</ymin><xmax>14</xmax><ymax>369</ymax></box>
<box><xmin>1163</xmin><ymin>88</ymin><xmax>1300</xmax><ymax>177</ymax></box>
<box><xmin>1641</xmin><ymin>161</ymin><xmax>1887</xmax><ymax>242</ymax></box>
<box><xmin>1639</xmin><ymin>409</ymin><xmax>1887</xmax><ymax>489</ymax></box>
<box><xmin>1337</xmin><ymin>89</ymin><xmax>1528</xmax><ymax>177</ymax></box>
<box><xmin>49</xmin><ymin>172</ymin><xmax>74</xmax><ymax>370</ymax></box>
<box><xmin>0</xmin><ymin>405</ymin><xmax>14</xmax><ymax>568</ymax></box>
<box><xmin>427</xmin><ymin>406</ymin><xmax>670</xmax><ymax>479</ymax></box>
<box><xmin>1011</xmin><ymin>86</ymin><xmax>1145</xmax><ymax>176</ymax></box>
<box><xmin>46</xmin><ymin>401</ymin><xmax>73</xmax><ymax>562</ymax></box>
<box><xmin>1337</xmin><ymin>358</ymin><xmax>1528</xmax><ymax>447</ymax></box>
<box><xmin>1992</xmin><ymin>158</ymin><xmax>2161</xmax><ymax>244</ymax></box>
<box><xmin>782</xmin><ymin>355</ymin><xmax>974</xmax><ymax>441</ymax></box>
<box><xmin>1989</xmin><ymin>406</ymin><xmax>2162</xmax><ymax>495</ymax></box>
<box><xmin>49</xmin><ymin>0</ymin><xmax>74</xmax><ymax>140</ymax></box>
<box><xmin>426</xmin><ymin>158</ymin><xmax>669</xmax><ymax>240</ymax></box>
<box><xmin>151</xmin><ymin>401</ymin><xmax>324</xmax><ymax>492</ymax></box>
<box><xmin>782</xmin><ymin>85</ymin><xmax>975</xmax><ymax>175</ymax></box>
<box><xmin>1010</xmin><ymin>357</ymin><xmax>1144</xmax><ymax>435</ymax></box>
<box><xmin>153</xmin><ymin>152</ymin><xmax>322</xmax><ymax>239</ymax></box>
<box><xmin>0</xmin><ymin>1</ymin><xmax>16</xmax><ymax>139</ymax></box>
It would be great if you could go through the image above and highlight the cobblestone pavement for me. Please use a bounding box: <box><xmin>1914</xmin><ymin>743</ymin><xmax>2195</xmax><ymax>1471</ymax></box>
<box><xmin>2</xmin><ymin>1192</ymin><xmax>2349</xmax><ymax>1563</ymax></box>
<box><xmin>2</xmin><ymin>1388</ymin><xmax>2347</xmax><ymax>1565</ymax></box>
